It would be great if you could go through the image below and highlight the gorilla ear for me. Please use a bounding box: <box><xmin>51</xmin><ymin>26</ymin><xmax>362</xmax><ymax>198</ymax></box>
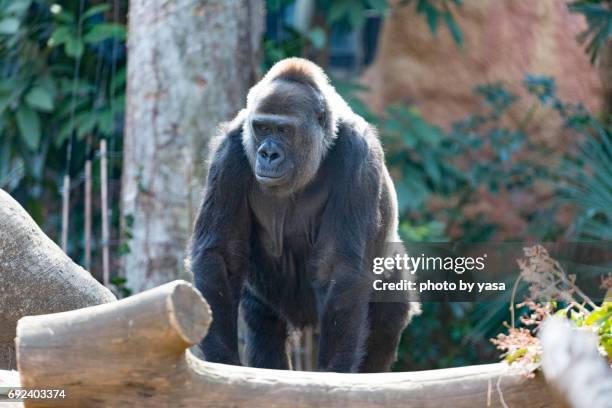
<box><xmin>317</xmin><ymin>107</ymin><xmax>327</xmax><ymax>129</ymax></box>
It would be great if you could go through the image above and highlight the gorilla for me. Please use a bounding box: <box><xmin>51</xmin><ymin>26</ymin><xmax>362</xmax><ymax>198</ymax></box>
<box><xmin>190</xmin><ymin>58</ymin><xmax>419</xmax><ymax>373</ymax></box>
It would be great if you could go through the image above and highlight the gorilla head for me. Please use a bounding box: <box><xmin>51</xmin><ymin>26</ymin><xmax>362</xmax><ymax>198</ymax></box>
<box><xmin>242</xmin><ymin>59</ymin><xmax>346</xmax><ymax>194</ymax></box>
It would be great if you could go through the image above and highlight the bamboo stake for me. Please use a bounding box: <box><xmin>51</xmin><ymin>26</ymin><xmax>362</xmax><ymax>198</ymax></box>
<box><xmin>61</xmin><ymin>174</ymin><xmax>70</xmax><ymax>252</ymax></box>
<box><xmin>100</xmin><ymin>140</ymin><xmax>110</xmax><ymax>287</ymax></box>
<box><xmin>84</xmin><ymin>160</ymin><xmax>92</xmax><ymax>271</ymax></box>
<box><xmin>304</xmin><ymin>327</ymin><xmax>313</xmax><ymax>371</ymax></box>
<box><xmin>291</xmin><ymin>331</ymin><xmax>303</xmax><ymax>371</ymax></box>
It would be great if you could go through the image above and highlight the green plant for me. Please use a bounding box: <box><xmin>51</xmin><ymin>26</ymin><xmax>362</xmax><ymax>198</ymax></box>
<box><xmin>492</xmin><ymin>245</ymin><xmax>612</xmax><ymax>373</ymax></box>
<box><xmin>569</xmin><ymin>0</ymin><xmax>612</xmax><ymax>62</ymax></box>
<box><xmin>401</xmin><ymin>0</ymin><xmax>464</xmax><ymax>46</ymax></box>
<box><xmin>522</xmin><ymin>74</ymin><xmax>612</xmax><ymax>240</ymax></box>
<box><xmin>264</xmin><ymin>0</ymin><xmax>464</xmax><ymax>70</ymax></box>
<box><xmin>0</xmin><ymin>0</ymin><xmax>126</xmax><ymax>270</ymax></box>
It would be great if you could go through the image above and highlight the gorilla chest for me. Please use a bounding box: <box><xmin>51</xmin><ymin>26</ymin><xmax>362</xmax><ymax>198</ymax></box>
<box><xmin>247</xmin><ymin>187</ymin><xmax>329</xmax><ymax>326</ymax></box>
<box><xmin>248</xmin><ymin>187</ymin><xmax>327</xmax><ymax>259</ymax></box>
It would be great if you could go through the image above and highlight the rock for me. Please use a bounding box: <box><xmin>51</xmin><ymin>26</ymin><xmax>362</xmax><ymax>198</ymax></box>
<box><xmin>362</xmin><ymin>0</ymin><xmax>604</xmax><ymax>133</ymax></box>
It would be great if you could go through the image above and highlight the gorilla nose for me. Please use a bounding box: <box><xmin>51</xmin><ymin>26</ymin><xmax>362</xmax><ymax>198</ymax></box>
<box><xmin>257</xmin><ymin>141</ymin><xmax>285</xmax><ymax>165</ymax></box>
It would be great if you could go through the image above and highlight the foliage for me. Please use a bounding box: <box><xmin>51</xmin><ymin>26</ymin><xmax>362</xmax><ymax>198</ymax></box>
<box><xmin>264</xmin><ymin>0</ymin><xmax>463</xmax><ymax>69</ymax></box>
<box><xmin>401</xmin><ymin>0</ymin><xmax>463</xmax><ymax>46</ymax></box>
<box><xmin>336</xmin><ymin>76</ymin><xmax>610</xmax><ymax>370</ymax></box>
<box><xmin>338</xmin><ymin>78</ymin><xmax>564</xmax><ymax>244</ymax></box>
<box><xmin>569</xmin><ymin>0</ymin><xmax>612</xmax><ymax>62</ymax></box>
<box><xmin>526</xmin><ymin>74</ymin><xmax>612</xmax><ymax>240</ymax></box>
<box><xmin>492</xmin><ymin>245</ymin><xmax>612</xmax><ymax>374</ymax></box>
<box><xmin>110</xmin><ymin>276</ymin><xmax>132</xmax><ymax>298</ymax></box>
<box><xmin>0</xmin><ymin>0</ymin><xmax>126</xmax><ymax>271</ymax></box>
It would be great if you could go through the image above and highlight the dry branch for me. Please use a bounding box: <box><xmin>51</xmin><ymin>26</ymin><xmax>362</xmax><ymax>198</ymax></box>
<box><xmin>0</xmin><ymin>189</ymin><xmax>116</xmax><ymax>369</ymax></box>
<box><xmin>16</xmin><ymin>280</ymin><xmax>565</xmax><ymax>408</ymax></box>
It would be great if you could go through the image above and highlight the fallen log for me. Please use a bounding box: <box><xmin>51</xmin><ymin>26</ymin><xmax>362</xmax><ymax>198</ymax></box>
<box><xmin>16</xmin><ymin>280</ymin><xmax>565</xmax><ymax>408</ymax></box>
<box><xmin>0</xmin><ymin>189</ymin><xmax>116</xmax><ymax>369</ymax></box>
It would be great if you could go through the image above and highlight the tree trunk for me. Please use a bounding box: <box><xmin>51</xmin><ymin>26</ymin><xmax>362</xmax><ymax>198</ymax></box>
<box><xmin>122</xmin><ymin>0</ymin><xmax>264</xmax><ymax>292</ymax></box>
<box><xmin>16</xmin><ymin>280</ymin><xmax>566</xmax><ymax>408</ymax></box>
<box><xmin>0</xmin><ymin>189</ymin><xmax>115</xmax><ymax>370</ymax></box>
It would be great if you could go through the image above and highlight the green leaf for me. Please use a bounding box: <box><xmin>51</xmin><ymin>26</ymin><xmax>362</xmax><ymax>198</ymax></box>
<box><xmin>307</xmin><ymin>27</ymin><xmax>326</xmax><ymax>50</ymax></box>
<box><xmin>111</xmin><ymin>276</ymin><xmax>127</xmax><ymax>285</ymax></box>
<box><xmin>15</xmin><ymin>106</ymin><xmax>41</xmax><ymax>151</ymax></box>
<box><xmin>83</xmin><ymin>23</ymin><xmax>126</xmax><ymax>43</ymax></box>
<box><xmin>64</xmin><ymin>36</ymin><xmax>84</xmax><ymax>57</ymax></box>
<box><xmin>81</xmin><ymin>4</ymin><xmax>110</xmax><ymax>21</ymax></box>
<box><xmin>0</xmin><ymin>18</ymin><xmax>20</xmax><ymax>34</ymax></box>
<box><xmin>0</xmin><ymin>93</ymin><xmax>11</xmax><ymax>115</ymax></box>
<box><xmin>53</xmin><ymin>10</ymin><xmax>74</xmax><ymax>24</ymax></box>
<box><xmin>6</xmin><ymin>1</ymin><xmax>32</xmax><ymax>14</ymax></box>
<box><xmin>25</xmin><ymin>87</ymin><xmax>54</xmax><ymax>112</ymax></box>
<box><xmin>48</xmin><ymin>26</ymin><xmax>71</xmax><ymax>46</ymax></box>
<box><xmin>348</xmin><ymin>2</ymin><xmax>366</xmax><ymax>27</ymax></box>
<box><xmin>36</xmin><ymin>75</ymin><xmax>58</xmax><ymax>100</ymax></box>
<box><xmin>76</xmin><ymin>112</ymin><xmax>97</xmax><ymax>139</ymax></box>
<box><xmin>97</xmin><ymin>109</ymin><xmax>115</xmax><ymax>136</ymax></box>
<box><xmin>426</xmin><ymin>8</ymin><xmax>438</xmax><ymax>35</ymax></box>
<box><xmin>366</xmin><ymin>0</ymin><xmax>387</xmax><ymax>13</ymax></box>
<box><xmin>443</xmin><ymin>11</ymin><xmax>463</xmax><ymax>46</ymax></box>
<box><xmin>55</xmin><ymin>121</ymin><xmax>74</xmax><ymax>147</ymax></box>
<box><xmin>328</xmin><ymin>0</ymin><xmax>352</xmax><ymax>24</ymax></box>
<box><xmin>110</xmin><ymin>68</ymin><xmax>126</xmax><ymax>92</ymax></box>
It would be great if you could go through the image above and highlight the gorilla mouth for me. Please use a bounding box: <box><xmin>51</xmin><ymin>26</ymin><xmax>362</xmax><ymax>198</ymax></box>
<box><xmin>255</xmin><ymin>172</ymin><xmax>287</xmax><ymax>186</ymax></box>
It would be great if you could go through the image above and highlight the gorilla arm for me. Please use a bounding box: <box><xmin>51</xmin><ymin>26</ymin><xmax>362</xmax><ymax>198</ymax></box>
<box><xmin>314</xmin><ymin>125</ymin><xmax>383</xmax><ymax>373</ymax></box>
<box><xmin>190</xmin><ymin>119</ymin><xmax>252</xmax><ymax>365</ymax></box>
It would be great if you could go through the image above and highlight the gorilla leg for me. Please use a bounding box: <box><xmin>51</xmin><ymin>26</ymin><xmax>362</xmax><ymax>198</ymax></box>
<box><xmin>359</xmin><ymin>301</ymin><xmax>409</xmax><ymax>372</ymax></box>
<box><xmin>241</xmin><ymin>288</ymin><xmax>291</xmax><ymax>369</ymax></box>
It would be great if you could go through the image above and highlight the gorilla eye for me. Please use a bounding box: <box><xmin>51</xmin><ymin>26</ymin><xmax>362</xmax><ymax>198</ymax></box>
<box><xmin>277</xmin><ymin>126</ymin><xmax>286</xmax><ymax>134</ymax></box>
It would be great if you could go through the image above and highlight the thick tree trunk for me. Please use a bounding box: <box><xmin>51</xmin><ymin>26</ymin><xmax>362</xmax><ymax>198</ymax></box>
<box><xmin>15</xmin><ymin>280</ymin><xmax>565</xmax><ymax>408</ymax></box>
<box><xmin>0</xmin><ymin>189</ymin><xmax>115</xmax><ymax>370</ymax></box>
<box><xmin>122</xmin><ymin>0</ymin><xmax>264</xmax><ymax>292</ymax></box>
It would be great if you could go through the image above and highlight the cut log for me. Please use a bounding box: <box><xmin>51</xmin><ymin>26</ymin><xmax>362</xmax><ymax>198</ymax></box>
<box><xmin>16</xmin><ymin>280</ymin><xmax>565</xmax><ymax>408</ymax></box>
<box><xmin>0</xmin><ymin>189</ymin><xmax>116</xmax><ymax>370</ymax></box>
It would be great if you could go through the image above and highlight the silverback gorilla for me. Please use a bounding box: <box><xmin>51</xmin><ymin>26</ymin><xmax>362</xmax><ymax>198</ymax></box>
<box><xmin>190</xmin><ymin>58</ymin><xmax>419</xmax><ymax>373</ymax></box>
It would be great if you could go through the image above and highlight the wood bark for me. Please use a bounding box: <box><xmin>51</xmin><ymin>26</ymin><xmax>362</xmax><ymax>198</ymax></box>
<box><xmin>121</xmin><ymin>0</ymin><xmax>264</xmax><ymax>292</ymax></box>
<box><xmin>16</xmin><ymin>279</ymin><xmax>565</xmax><ymax>408</ymax></box>
<box><xmin>0</xmin><ymin>189</ymin><xmax>116</xmax><ymax>370</ymax></box>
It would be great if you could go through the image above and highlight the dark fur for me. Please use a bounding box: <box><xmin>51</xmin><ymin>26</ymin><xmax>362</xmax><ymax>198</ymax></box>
<box><xmin>190</xmin><ymin>58</ymin><xmax>418</xmax><ymax>373</ymax></box>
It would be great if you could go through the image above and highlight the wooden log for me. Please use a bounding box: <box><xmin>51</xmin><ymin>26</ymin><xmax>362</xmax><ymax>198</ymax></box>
<box><xmin>540</xmin><ymin>316</ymin><xmax>612</xmax><ymax>408</ymax></box>
<box><xmin>0</xmin><ymin>189</ymin><xmax>116</xmax><ymax>370</ymax></box>
<box><xmin>16</xmin><ymin>280</ymin><xmax>565</xmax><ymax>408</ymax></box>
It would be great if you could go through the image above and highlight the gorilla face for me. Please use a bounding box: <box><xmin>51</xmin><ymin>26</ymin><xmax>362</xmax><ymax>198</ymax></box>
<box><xmin>244</xmin><ymin>80</ymin><xmax>329</xmax><ymax>194</ymax></box>
<box><xmin>250</xmin><ymin>114</ymin><xmax>296</xmax><ymax>186</ymax></box>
